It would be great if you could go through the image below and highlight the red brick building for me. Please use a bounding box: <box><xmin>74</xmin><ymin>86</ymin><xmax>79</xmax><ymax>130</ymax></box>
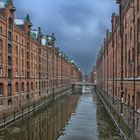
<box><xmin>0</xmin><ymin>0</ymin><xmax>81</xmax><ymax>119</ymax></box>
<box><xmin>96</xmin><ymin>0</ymin><xmax>140</xmax><ymax>137</ymax></box>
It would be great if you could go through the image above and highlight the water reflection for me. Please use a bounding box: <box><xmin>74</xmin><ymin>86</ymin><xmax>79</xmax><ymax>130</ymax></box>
<box><xmin>0</xmin><ymin>91</ymin><xmax>124</xmax><ymax>140</ymax></box>
<box><xmin>0</xmin><ymin>93</ymin><xmax>80</xmax><ymax>140</ymax></box>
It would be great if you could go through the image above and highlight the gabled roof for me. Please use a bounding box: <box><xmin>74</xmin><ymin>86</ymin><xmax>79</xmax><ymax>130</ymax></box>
<box><xmin>25</xmin><ymin>14</ymin><xmax>32</xmax><ymax>26</ymax></box>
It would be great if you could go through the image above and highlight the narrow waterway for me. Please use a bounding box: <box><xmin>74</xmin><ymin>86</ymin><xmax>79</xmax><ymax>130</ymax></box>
<box><xmin>0</xmin><ymin>89</ymin><xmax>124</xmax><ymax>140</ymax></box>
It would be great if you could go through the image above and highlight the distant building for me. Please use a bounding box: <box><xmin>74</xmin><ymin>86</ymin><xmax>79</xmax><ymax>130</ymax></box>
<box><xmin>0</xmin><ymin>0</ymin><xmax>81</xmax><ymax>118</ymax></box>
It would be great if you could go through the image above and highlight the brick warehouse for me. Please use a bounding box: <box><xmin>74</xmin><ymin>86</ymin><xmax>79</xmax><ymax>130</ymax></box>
<box><xmin>95</xmin><ymin>0</ymin><xmax>140</xmax><ymax>138</ymax></box>
<box><xmin>0</xmin><ymin>0</ymin><xmax>81</xmax><ymax>121</ymax></box>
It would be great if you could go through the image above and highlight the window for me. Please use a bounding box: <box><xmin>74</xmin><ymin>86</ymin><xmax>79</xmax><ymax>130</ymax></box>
<box><xmin>27</xmin><ymin>31</ymin><xmax>30</xmax><ymax>38</ymax></box>
<box><xmin>31</xmin><ymin>82</ymin><xmax>33</xmax><ymax>91</ymax></box>
<box><xmin>8</xmin><ymin>32</ymin><xmax>12</xmax><ymax>41</ymax></box>
<box><xmin>27</xmin><ymin>52</ymin><xmax>30</xmax><ymax>60</ymax></box>
<box><xmin>36</xmin><ymin>82</ymin><xmax>38</xmax><ymax>89</ymax></box>
<box><xmin>0</xmin><ymin>39</ymin><xmax>2</xmax><ymax>50</ymax></box>
<box><xmin>136</xmin><ymin>92</ymin><xmax>140</xmax><ymax>110</ymax></box>
<box><xmin>15</xmin><ymin>82</ymin><xmax>18</xmax><ymax>93</ymax></box>
<box><xmin>27</xmin><ymin>72</ymin><xmax>30</xmax><ymax>79</ymax></box>
<box><xmin>22</xmin><ymin>48</ymin><xmax>24</xmax><ymax>57</ymax></box>
<box><xmin>0</xmin><ymin>26</ymin><xmax>2</xmax><ymax>34</ymax></box>
<box><xmin>137</xmin><ymin>19</ymin><xmax>140</xmax><ymax>33</ymax></box>
<box><xmin>128</xmin><ymin>50</ymin><xmax>131</xmax><ymax>63</ymax></box>
<box><xmin>8</xmin><ymin>17</ymin><xmax>13</xmax><ymax>30</ymax></box>
<box><xmin>16</xmin><ymin>46</ymin><xmax>18</xmax><ymax>55</ymax></box>
<box><xmin>8</xmin><ymin>69</ymin><xmax>11</xmax><ymax>80</ymax></box>
<box><xmin>8</xmin><ymin>56</ymin><xmax>11</xmax><ymax>66</ymax></box>
<box><xmin>16</xmin><ymin>35</ymin><xmax>18</xmax><ymax>42</ymax></box>
<box><xmin>137</xmin><ymin>0</ymin><xmax>139</xmax><ymax>12</ymax></box>
<box><xmin>8</xmin><ymin>84</ymin><xmax>12</xmax><ymax>96</ymax></box>
<box><xmin>0</xmin><ymin>84</ymin><xmax>3</xmax><ymax>96</ymax></box>
<box><xmin>132</xmin><ymin>47</ymin><xmax>135</xmax><ymax>61</ymax></box>
<box><xmin>138</xmin><ymin>42</ymin><xmax>140</xmax><ymax>54</ymax></box>
<box><xmin>27</xmin><ymin>83</ymin><xmax>29</xmax><ymax>93</ymax></box>
<box><xmin>21</xmin><ymin>82</ymin><xmax>24</xmax><ymax>92</ymax></box>
<box><xmin>16</xmin><ymin>68</ymin><xmax>18</xmax><ymax>76</ymax></box>
<box><xmin>0</xmin><ymin>54</ymin><xmax>2</xmax><ymax>64</ymax></box>
<box><xmin>130</xmin><ymin>27</ymin><xmax>132</xmax><ymax>41</ymax></box>
<box><xmin>8</xmin><ymin>44</ymin><xmax>11</xmax><ymax>54</ymax></box>
<box><xmin>0</xmin><ymin>67</ymin><xmax>3</xmax><ymax>76</ymax></box>
<box><xmin>138</xmin><ymin>65</ymin><xmax>140</xmax><ymax>76</ymax></box>
<box><xmin>16</xmin><ymin>57</ymin><xmax>18</xmax><ymax>66</ymax></box>
<box><xmin>125</xmin><ymin>18</ymin><xmax>127</xmax><ymax>29</ymax></box>
<box><xmin>22</xmin><ymin>39</ymin><xmax>24</xmax><ymax>44</ymax></box>
<box><xmin>27</xmin><ymin>62</ymin><xmax>30</xmax><ymax>69</ymax></box>
<box><xmin>22</xmin><ymin>69</ymin><xmax>24</xmax><ymax>76</ymax></box>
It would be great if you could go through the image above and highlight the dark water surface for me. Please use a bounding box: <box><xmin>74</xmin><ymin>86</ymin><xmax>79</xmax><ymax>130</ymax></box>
<box><xmin>0</xmin><ymin>90</ymin><xmax>124</xmax><ymax>140</ymax></box>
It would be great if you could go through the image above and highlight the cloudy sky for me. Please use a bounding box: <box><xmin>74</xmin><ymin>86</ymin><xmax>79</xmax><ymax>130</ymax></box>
<box><xmin>13</xmin><ymin>0</ymin><xmax>118</xmax><ymax>72</ymax></box>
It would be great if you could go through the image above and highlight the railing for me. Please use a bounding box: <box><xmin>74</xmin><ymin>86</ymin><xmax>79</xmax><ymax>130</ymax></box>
<box><xmin>96</xmin><ymin>87</ymin><xmax>140</xmax><ymax>139</ymax></box>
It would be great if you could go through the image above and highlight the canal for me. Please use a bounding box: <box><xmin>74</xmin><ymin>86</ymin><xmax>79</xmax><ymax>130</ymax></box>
<box><xmin>0</xmin><ymin>89</ymin><xmax>124</xmax><ymax>140</ymax></box>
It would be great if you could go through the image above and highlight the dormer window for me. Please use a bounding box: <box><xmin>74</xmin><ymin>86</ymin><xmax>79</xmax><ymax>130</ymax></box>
<box><xmin>8</xmin><ymin>17</ymin><xmax>13</xmax><ymax>30</ymax></box>
<box><xmin>27</xmin><ymin>31</ymin><xmax>30</xmax><ymax>38</ymax></box>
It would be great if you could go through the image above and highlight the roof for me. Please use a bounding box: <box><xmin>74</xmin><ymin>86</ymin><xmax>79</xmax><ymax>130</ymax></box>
<box><xmin>0</xmin><ymin>1</ymin><xmax>5</xmax><ymax>8</ymax></box>
<box><xmin>0</xmin><ymin>0</ymin><xmax>11</xmax><ymax>8</ymax></box>
<box><xmin>5</xmin><ymin>0</ymin><xmax>10</xmax><ymax>6</ymax></box>
<box><xmin>14</xmin><ymin>19</ymin><xmax>25</xmax><ymax>25</ymax></box>
<box><xmin>41</xmin><ymin>36</ymin><xmax>47</xmax><ymax>46</ymax></box>
<box><xmin>31</xmin><ymin>30</ymin><xmax>38</xmax><ymax>40</ymax></box>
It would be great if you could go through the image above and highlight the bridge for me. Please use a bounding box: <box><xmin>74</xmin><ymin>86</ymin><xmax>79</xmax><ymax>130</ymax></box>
<box><xmin>74</xmin><ymin>82</ymin><xmax>96</xmax><ymax>86</ymax></box>
<box><xmin>72</xmin><ymin>82</ymin><xmax>96</xmax><ymax>91</ymax></box>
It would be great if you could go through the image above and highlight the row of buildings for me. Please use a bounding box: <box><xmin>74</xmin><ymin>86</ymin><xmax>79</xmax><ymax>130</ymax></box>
<box><xmin>0</xmin><ymin>0</ymin><xmax>81</xmax><ymax>118</ymax></box>
<box><xmin>94</xmin><ymin>0</ymin><xmax>140</xmax><ymax>137</ymax></box>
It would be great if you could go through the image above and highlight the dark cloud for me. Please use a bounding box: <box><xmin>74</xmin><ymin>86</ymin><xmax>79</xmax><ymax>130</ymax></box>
<box><xmin>13</xmin><ymin>0</ymin><xmax>118</xmax><ymax>72</ymax></box>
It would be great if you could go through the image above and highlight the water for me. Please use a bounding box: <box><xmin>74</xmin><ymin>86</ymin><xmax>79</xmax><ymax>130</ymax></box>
<box><xmin>0</xmin><ymin>90</ymin><xmax>124</xmax><ymax>140</ymax></box>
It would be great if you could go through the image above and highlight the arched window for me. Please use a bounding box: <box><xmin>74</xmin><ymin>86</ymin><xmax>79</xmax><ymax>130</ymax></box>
<box><xmin>21</xmin><ymin>82</ymin><xmax>24</xmax><ymax>92</ymax></box>
<box><xmin>36</xmin><ymin>82</ymin><xmax>38</xmax><ymax>89</ymax></box>
<box><xmin>22</xmin><ymin>48</ymin><xmax>24</xmax><ymax>57</ymax></box>
<box><xmin>137</xmin><ymin>0</ymin><xmax>139</xmax><ymax>12</ymax></box>
<box><xmin>0</xmin><ymin>39</ymin><xmax>3</xmax><ymax>50</ymax></box>
<box><xmin>137</xmin><ymin>19</ymin><xmax>140</xmax><ymax>54</ymax></box>
<box><xmin>16</xmin><ymin>46</ymin><xmax>18</xmax><ymax>56</ymax></box>
<box><xmin>130</xmin><ymin>27</ymin><xmax>132</xmax><ymax>41</ymax></box>
<box><xmin>0</xmin><ymin>83</ymin><xmax>3</xmax><ymax>96</ymax></box>
<box><xmin>136</xmin><ymin>92</ymin><xmax>140</xmax><ymax>110</ymax></box>
<box><xmin>9</xmin><ymin>17</ymin><xmax>13</xmax><ymax>30</ymax></box>
<box><xmin>0</xmin><ymin>26</ymin><xmax>2</xmax><ymax>34</ymax></box>
<box><xmin>27</xmin><ymin>82</ymin><xmax>29</xmax><ymax>93</ymax></box>
<box><xmin>31</xmin><ymin>82</ymin><xmax>33</xmax><ymax>91</ymax></box>
<box><xmin>15</xmin><ymin>82</ymin><xmax>18</xmax><ymax>93</ymax></box>
<box><xmin>137</xmin><ymin>19</ymin><xmax>140</xmax><ymax>34</ymax></box>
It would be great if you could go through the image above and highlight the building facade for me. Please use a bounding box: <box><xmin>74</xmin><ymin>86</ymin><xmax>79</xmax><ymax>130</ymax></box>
<box><xmin>0</xmin><ymin>0</ymin><xmax>81</xmax><ymax>119</ymax></box>
<box><xmin>96</xmin><ymin>0</ymin><xmax>140</xmax><ymax>137</ymax></box>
